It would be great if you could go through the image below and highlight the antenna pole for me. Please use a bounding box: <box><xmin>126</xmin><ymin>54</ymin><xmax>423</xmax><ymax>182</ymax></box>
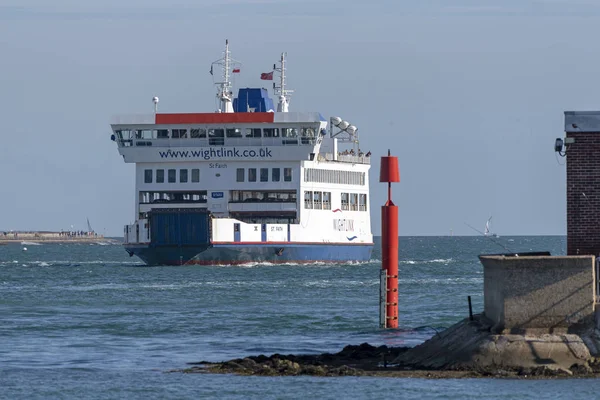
<box><xmin>211</xmin><ymin>39</ymin><xmax>239</xmax><ymax>113</ymax></box>
<box><xmin>275</xmin><ymin>52</ymin><xmax>293</xmax><ymax>112</ymax></box>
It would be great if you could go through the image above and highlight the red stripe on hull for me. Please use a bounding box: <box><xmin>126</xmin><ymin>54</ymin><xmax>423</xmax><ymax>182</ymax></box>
<box><xmin>155</xmin><ymin>113</ymin><xmax>274</xmax><ymax>124</ymax></box>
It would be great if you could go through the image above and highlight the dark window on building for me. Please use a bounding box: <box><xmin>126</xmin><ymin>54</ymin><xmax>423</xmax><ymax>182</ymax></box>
<box><xmin>272</xmin><ymin>168</ymin><xmax>280</xmax><ymax>182</ymax></box>
<box><xmin>236</xmin><ymin>168</ymin><xmax>245</xmax><ymax>182</ymax></box>
<box><xmin>156</xmin><ymin>169</ymin><xmax>164</xmax><ymax>183</ymax></box>
<box><xmin>284</xmin><ymin>168</ymin><xmax>292</xmax><ymax>182</ymax></box>
<box><xmin>249</xmin><ymin>168</ymin><xmax>257</xmax><ymax>182</ymax></box>
<box><xmin>260</xmin><ymin>168</ymin><xmax>268</xmax><ymax>182</ymax></box>
<box><xmin>168</xmin><ymin>169</ymin><xmax>176</xmax><ymax>183</ymax></box>
<box><xmin>180</xmin><ymin>169</ymin><xmax>188</xmax><ymax>183</ymax></box>
<box><xmin>144</xmin><ymin>169</ymin><xmax>152</xmax><ymax>183</ymax></box>
<box><xmin>192</xmin><ymin>169</ymin><xmax>200</xmax><ymax>182</ymax></box>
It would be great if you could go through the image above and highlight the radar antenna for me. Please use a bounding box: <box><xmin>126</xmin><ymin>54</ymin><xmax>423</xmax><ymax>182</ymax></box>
<box><xmin>210</xmin><ymin>39</ymin><xmax>241</xmax><ymax>113</ymax></box>
<box><xmin>273</xmin><ymin>52</ymin><xmax>293</xmax><ymax>112</ymax></box>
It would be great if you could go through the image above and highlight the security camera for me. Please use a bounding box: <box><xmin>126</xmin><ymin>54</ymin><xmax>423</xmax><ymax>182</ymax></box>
<box><xmin>554</xmin><ymin>138</ymin><xmax>564</xmax><ymax>153</ymax></box>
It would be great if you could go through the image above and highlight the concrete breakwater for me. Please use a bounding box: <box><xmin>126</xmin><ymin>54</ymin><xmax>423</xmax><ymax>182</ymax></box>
<box><xmin>0</xmin><ymin>231</ymin><xmax>117</xmax><ymax>244</ymax></box>
<box><xmin>179</xmin><ymin>253</ymin><xmax>600</xmax><ymax>379</ymax></box>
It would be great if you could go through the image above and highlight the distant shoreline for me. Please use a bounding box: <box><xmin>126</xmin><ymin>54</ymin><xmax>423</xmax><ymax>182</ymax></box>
<box><xmin>0</xmin><ymin>231</ymin><xmax>120</xmax><ymax>244</ymax></box>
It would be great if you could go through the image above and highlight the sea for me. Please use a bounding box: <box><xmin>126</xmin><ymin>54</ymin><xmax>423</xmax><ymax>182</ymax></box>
<box><xmin>1</xmin><ymin>236</ymin><xmax>598</xmax><ymax>399</ymax></box>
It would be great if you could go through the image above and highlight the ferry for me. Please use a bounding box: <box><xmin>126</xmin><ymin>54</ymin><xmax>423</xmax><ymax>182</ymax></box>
<box><xmin>110</xmin><ymin>40</ymin><xmax>373</xmax><ymax>265</ymax></box>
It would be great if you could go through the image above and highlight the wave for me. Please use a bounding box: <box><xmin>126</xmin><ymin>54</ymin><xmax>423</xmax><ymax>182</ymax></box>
<box><xmin>21</xmin><ymin>241</ymin><xmax>42</xmax><ymax>246</ymax></box>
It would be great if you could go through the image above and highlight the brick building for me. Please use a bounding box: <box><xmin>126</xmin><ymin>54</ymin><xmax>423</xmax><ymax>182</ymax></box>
<box><xmin>564</xmin><ymin>111</ymin><xmax>600</xmax><ymax>255</ymax></box>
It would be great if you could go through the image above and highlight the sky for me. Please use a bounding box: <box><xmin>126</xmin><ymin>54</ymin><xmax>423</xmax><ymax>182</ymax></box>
<box><xmin>1</xmin><ymin>0</ymin><xmax>599</xmax><ymax>236</ymax></box>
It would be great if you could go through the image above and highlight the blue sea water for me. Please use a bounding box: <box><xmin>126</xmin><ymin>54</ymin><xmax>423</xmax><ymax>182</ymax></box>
<box><xmin>1</xmin><ymin>236</ymin><xmax>597</xmax><ymax>399</ymax></box>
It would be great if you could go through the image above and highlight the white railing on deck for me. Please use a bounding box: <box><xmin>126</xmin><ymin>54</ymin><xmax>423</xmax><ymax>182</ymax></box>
<box><xmin>319</xmin><ymin>153</ymin><xmax>371</xmax><ymax>165</ymax></box>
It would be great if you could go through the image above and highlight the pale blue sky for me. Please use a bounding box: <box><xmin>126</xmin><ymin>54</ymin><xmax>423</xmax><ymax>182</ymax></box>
<box><xmin>1</xmin><ymin>0</ymin><xmax>597</xmax><ymax>236</ymax></box>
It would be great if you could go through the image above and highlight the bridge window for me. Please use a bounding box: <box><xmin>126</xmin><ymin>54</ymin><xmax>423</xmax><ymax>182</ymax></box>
<box><xmin>245</xmin><ymin>128</ymin><xmax>261</xmax><ymax>138</ymax></box>
<box><xmin>157</xmin><ymin>129</ymin><xmax>169</xmax><ymax>139</ymax></box>
<box><xmin>263</xmin><ymin>128</ymin><xmax>279</xmax><ymax>138</ymax></box>
<box><xmin>168</xmin><ymin>169</ymin><xmax>176</xmax><ymax>183</ymax></box>
<box><xmin>282</xmin><ymin>128</ymin><xmax>298</xmax><ymax>138</ymax></box>
<box><xmin>284</xmin><ymin>168</ymin><xmax>292</xmax><ymax>182</ymax></box>
<box><xmin>180</xmin><ymin>169</ymin><xmax>188</xmax><ymax>183</ymax></box>
<box><xmin>304</xmin><ymin>191</ymin><xmax>313</xmax><ymax>209</ymax></box>
<box><xmin>208</xmin><ymin>128</ymin><xmax>225</xmax><ymax>145</ymax></box>
<box><xmin>272</xmin><ymin>168</ymin><xmax>280</xmax><ymax>182</ymax></box>
<box><xmin>191</xmin><ymin>128</ymin><xmax>206</xmax><ymax>138</ymax></box>
<box><xmin>226</xmin><ymin>128</ymin><xmax>242</xmax><ymax>138</ymax></box>
<box><xmin>136</xmin><ymin>129</ymin><xmax>154</xmax><ymax>139</ymax></box>
<box><xmin>341</xmin><ymin>193</ymin><xmax>349</xmax><ymax>211</ymax></box>
<box><xmin>359</xmin><ymin>193</ymin><xmax>367</xmax><ymax>211</ymax></box>
<box><xmin>144</xmin><ymin>169</ymin><xmax>152</xmax><ymax>183</ymax></box>
<box><xmin>192</xmin><ymin>169</ymin><xmax>200</xmax><ymax>183</ymax></box>
<box><xmin>172</xmin><ymin>129</ymin><xmax>187</xmax><ymax>138</ymax></box>
<box><xmin>156</xmin><ymin>169</ymin><xmax>164</xmax><ymax>183</ymax></box>
<box><xmin>260</xmin><ymin>168</ymin><xmax>268</xmax><ymax>182</ymax></box>
<box><xmin>236</xmin><ymin>168</ymin><xmax>244</xmax><ymax>182</ymax></box>
<box><xmin>248</xmin><ymin>168</ymin><xmax>257</xmax><ymax>182</ymax></box>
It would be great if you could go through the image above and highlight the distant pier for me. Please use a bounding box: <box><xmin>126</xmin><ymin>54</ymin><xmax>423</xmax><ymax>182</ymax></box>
<box><xmin>0</xmin><ymin>231</ymin><xmax>117</xmax><ymax>244</ymax></box>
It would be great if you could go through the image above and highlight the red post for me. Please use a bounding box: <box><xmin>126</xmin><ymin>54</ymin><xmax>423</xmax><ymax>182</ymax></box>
<box><xmin>379</xmin><ymin>150</ymin><xmax>400</xmax><ymax>328</ymax></box>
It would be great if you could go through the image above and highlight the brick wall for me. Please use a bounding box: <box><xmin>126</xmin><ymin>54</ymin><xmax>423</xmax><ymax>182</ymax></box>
<box><xmin>566</xmin><ymin>131</ymin><xmax>600</xmax><ymax>255</ymax></box>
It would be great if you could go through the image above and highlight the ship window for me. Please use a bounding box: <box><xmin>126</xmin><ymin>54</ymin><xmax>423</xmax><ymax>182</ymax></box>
<box><xmin>208</xmin><ymin>128</ymin><xmax>225</xmax><ymax>145</ymax></box>
<box><xmin>226</xmin><ymin>128</ymin><xmax>242</xmax><ymax>138</ymax></box>
<box><xmin>168</xmin><ymin>169</ymin><xmax>176</xmax><ymax>183</ymax></box>
<box><xmin>304</xmin><ymin>191</ymin><xmax>313</xmax><ymax>209</ymax></box>
<box><xmin>144</xmin><ymin>169</ymin><xmax>152</xmax><ymax>183</ymax></box>
<box><xmin>284</xmin><ymin>168</ymin><xmax>292</xmax><ymax>182</ymax></box>
<box><xmin>260</xmin><ymin>168</ymin><xmax>268</xmax><ymax>182</ymax></box>
<box><xmin>118</xmin><ymin>129</ymin><xmax>132</xmax><ymax>139</ymax></box>
<box><xmin>282</xmin><ymin>128</ymin><xmax>298</xmax><ymax>138</ymax></box>
<box><xmin>191</xmin><ymin>128</ymin><xmax>206</xmax><ymax>138</ymax></box>
<box><xmin>180</xmin><ymin>169</ymin><xmax>188</xmax><ymax>183</ymax></box>
<box><xmin>248</xmin><ymin>168</ymin><xmax>257</xmax><ymax>182</ymax></box>
<box><xmin>272</xmin><ymin>168</ymin><xmax>280</xmax><ymax>182</ymax></box>
<box><xmin>192</xmin><ymin>169</ymin><xmax>200</xmax><ymax>182</ymax></box>
<box><xmin>245</xmin><ymin>128</ymin><xmax>261</xmax><ymax>138</ymax></box>
<box><xmin>313</xmin><ymin>191</ymin><xmax>322</xmax><ymax>209</ymax></box>
<box><xmin>263</xmin><ymin>128</ymin><xmax>279</xmax><ymax>138</ymax></box>
<box><xmin>301</xmin><ymin>127</ymin><xmax>315</xmax><ymax>137</ymax></box>
<box><xmin>137</xmin><ymin>129</ymin><xmax>154</xmax><ymax>139</ymax></box>
<box><xmin>341</xmin><ymin>193</ymin><xmax>349</xmax><ymax>211</ymax></box>
<box><xmin>323</xmin><ymin>192</ymin><xmax>331</xmax><ymax>210</ymax></box>
<box><xmin>157</xmin><ymin>129</ymin><xmax>169</xmax><ymax>139</ymax></box>
<box><xmin>172</xmin><ymin>129</ymin><xmax>188</xmax><ymax>138</ymax></box>
<box><xmin>156</xmin><ymin>169</ymin><xmax>164</xmax><ymax>183</ymax></box>
<box><xmin>236</xmin><ymin>168</ymin><xmax>244</xmax><ymax>182</ymax></box>
<box><xmin>350</xmin><ymin>193</ymin><xmax>358</xmax><ymax>211</ymax></box>
<box><xmin>359</xmin><ymin>193</ymin><xmax>367</xmax><ymax>211</ymax></box>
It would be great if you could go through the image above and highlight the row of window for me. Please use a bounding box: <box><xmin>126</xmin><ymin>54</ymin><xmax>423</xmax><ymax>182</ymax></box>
<box><xmin>117</xmin><ymin>127</ymin><xmax>317</xmax><ymax>140</ymax></box>
<box><xmin>303</xmin><ymin>191</ymin><xmax>368</xmax><ymax>211</ymax></box>
<box><xmin>144</xmin><ymin>167</ymin><xmax>294</xmax><ymax>184</ymax></box>
<box><xmin>236</xmin><ymin>167</ymin><xmax>292</xmax><ymax>183</ymax></box>
<box><xmin>230</xmin><ymin>190</ymin><xmax>297</xmax><ymax>203</ymax></box>
<box><xmin>304</xmin><ymin>168</ymin><xmax>366</xmax><ymax>186</ymax></box>
<box><xmin>144</xmin><ymin>168</ymin><xmax>200</xmax><ymax>183</ymax></box>
<box><xmin>139</xmin><ymin>191</ymin><xmax>208</xmax><ymax>204</ymax></box>
<box><xmin>303</xmin><ymin>191</ymin><xmax>332</xmax><ymax>210</ymax></box>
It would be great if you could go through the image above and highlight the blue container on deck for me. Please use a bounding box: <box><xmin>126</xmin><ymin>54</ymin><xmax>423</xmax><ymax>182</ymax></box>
<box><xmin>150</xmin><ymin>210</ymin><xmax>211</xmax><ymax>246</ymax></box>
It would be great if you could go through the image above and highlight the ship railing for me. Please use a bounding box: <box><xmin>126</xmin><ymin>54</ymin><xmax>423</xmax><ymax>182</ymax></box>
<box><xmin>319</xmin><ymin>153</ymin><xmax>371</xmax><ymax>164</ymax></box>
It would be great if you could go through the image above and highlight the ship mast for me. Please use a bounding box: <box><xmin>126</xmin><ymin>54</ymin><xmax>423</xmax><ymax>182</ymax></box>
<box><xmin>274</xmin><ymin>52</ymin><xmax>293</xmax><ymax>112</ymax></box>
<box><xmin>211</xmin><ymin>39</ymin><xmax>240</xmax><ymax>113</ymax></box>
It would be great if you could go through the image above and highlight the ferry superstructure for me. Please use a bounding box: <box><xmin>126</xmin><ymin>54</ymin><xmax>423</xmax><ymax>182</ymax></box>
<box><xmin>110</xmin><ymin>40</ymin><xmax>373</xmax><ymax>265</ymax></box>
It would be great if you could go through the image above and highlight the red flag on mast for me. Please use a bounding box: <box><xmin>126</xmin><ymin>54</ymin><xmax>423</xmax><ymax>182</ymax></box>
<box><xmin>232</xmin><ymin>68</ymin><xmax>240</xmax><ymax>73</ymax></box>
<box><xmin>260</xmin><ymin>72</ymin><xmax>273</xmax><ymax>80</ymax></box>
